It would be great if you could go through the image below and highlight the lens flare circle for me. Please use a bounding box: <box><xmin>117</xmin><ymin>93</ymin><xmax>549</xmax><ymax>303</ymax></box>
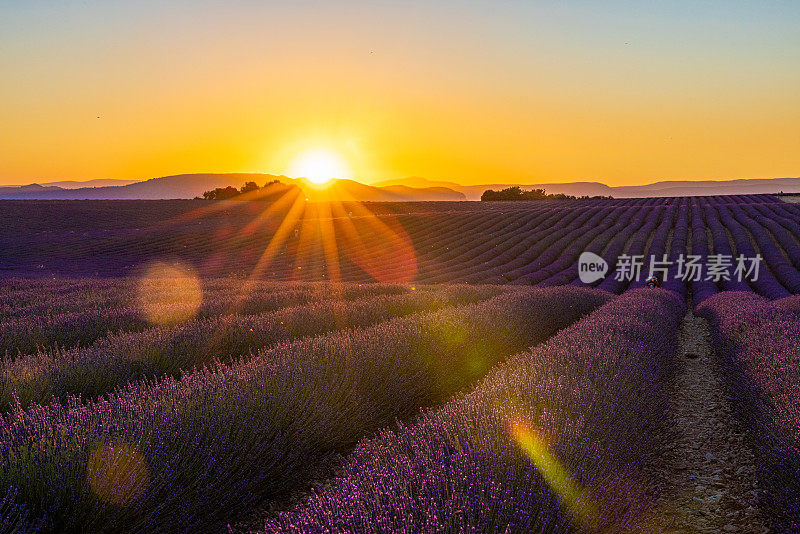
<box><xmin>136</xmin><ymin>262</ymin><xmax>203</xmax><ymax>326</ymax></box>
<box><xmin>87</xmin><ymin>440</ymin><xmax>150</xmax><ymax>505</ymax></box>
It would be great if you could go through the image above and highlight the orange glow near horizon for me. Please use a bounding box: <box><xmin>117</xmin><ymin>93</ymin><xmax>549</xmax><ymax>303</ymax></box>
<box><xmin>1</xmin><ymin>3</ymin><xmax>798</xmax><ymax>187</ymax></box>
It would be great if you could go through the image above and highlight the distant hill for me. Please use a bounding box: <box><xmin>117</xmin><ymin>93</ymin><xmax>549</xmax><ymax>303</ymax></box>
<box><xmin>371</xmin><ymin>178</ymin><xmax>616</xmax><ymax>200</ymax></box>
<box><xmin>294</xmin><ymin>178</ymin><xmax>465</xmax><ymax>201</ymax></box>
<box><xmin>377</xmin><ymin>184</ymin><xmax>466</xmax><ymax>201</ymax></box>
<box><xmin>0</xmin><ymin>174</ymin><xmax>263</xmax><ymax>200</ymax></box>
<box><xmin>612</xmin><ymin>177</ymin><xmax>800</xmax><ymax>197</ymax></box>
<box><xmin>0</xmin><ymin>179</ymin><xmax>139</xmax><ymax>193</ymax></box>
<box><xmin>378</xmin><ymin>177</ymin><xmax>800</xmax><ymax>200</ymax></box>
<box><xmin>372</xmin><ymin>176</ymin><xmax>466</xmax><ymax>190</ymax></box>
<box><xmin>0</xmin><ymin>183</ymin><xmax>63</xmax><ymax>195</ymax></box>
<box><xmin>0</xmin><ymin>173</ymin><xmax>466</xmax><ymax>201</ymax></box>
<box><xmin>3</xmin><ymin>174</ymin><xmax>799</xmax><ymax>201</ymax></box>
<box><xmin>43</xmin><ymin>179</ymin><xmax>140</xmax><ymax>189</ymax></box>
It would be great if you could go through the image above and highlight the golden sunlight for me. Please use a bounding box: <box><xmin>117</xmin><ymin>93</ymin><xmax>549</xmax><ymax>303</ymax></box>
<box><xmin>510</xmin><ymin>419</ymin><xmax>598</xmax><ymax>528</ymax></box>
<box><xmin>288</xmin><ymin>148</ymin><xmax>351</xmax><ymax>185</ymax></box>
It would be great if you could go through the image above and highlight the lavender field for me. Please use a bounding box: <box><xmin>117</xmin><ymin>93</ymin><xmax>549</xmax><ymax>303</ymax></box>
<box><xmin>2</xmin><ymin>194</ymin><xmax>800</xmax><ymax>532</ymax></box>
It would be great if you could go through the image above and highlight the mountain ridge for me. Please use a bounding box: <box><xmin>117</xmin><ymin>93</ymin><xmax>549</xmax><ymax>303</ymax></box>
<box><xmin>0</xmin><ymin>174</ymin><xmax>467</xmax><ymax>201</ymax></box>
<box><xmin>1</xmin><ymin>174</ymin><xmax>798</xmax><ymax>200</ymax></box>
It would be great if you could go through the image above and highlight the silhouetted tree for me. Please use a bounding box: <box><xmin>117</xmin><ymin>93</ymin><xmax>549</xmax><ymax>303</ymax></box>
<box><xmin>481</xmin><ymin>186</ymin><xmax>611</xmax><ymax>201</ymax></box>
<box><xmin>203</xmin><ymin>186</ymin><xmax>240</xmax><ymax>200</ymax></box>
<box><xmin>240</xmin><ymin>181</ymin><xmax>260</xmax><ymax>194</ymax></box>
<box><xmin>202</xmin><ymin>180</ymin><xmax>296</xmax><ymax>201</ymax></box>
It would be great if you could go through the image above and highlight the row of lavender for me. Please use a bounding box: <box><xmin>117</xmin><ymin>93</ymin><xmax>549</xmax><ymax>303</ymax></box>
<box><xmin>0</xmin><ymin>280</ymin><xmax>427</xmax><ymax>356</ymax></box>
<box><xmin>689</xmin><ymin>201</ymin><xmax>800</xmax><ymax>306</ymax></box>
<box><xmin>4</xmin><ymin>194</ymin><xmax>794</xmax><ymax>283</ymax></box>
<box><xmin>697</xmin><ymin>292</ymin><xmax>800</xmax><ymax>532</ymax></box>
<box><xmin>276</xmin><ymin>194</ymin><xmax>800</xmax><ymax>289</ymax></box>
<box><xmin>276</xmin><ymin>194</ymin><xmax>800</xmax><ymax>295</ymax></box>
<box><xmin>511</xmin><ymin>197</ymin><xmax>798</xmax><ymax>300</ymax></box>
<box><xmin>0</xmin><ymin>278</ymin><xmax>390</xmax><ymax>318</ymax></box>
<box><xmin>523</xmin><ymin>194</ymin><xmax>800</xmax><ymax>302</ymax></box>
<box><xmin>0</xmin><ymin>285</ymin><xmax>504</xmax><ymax>412</ymax></box>
<box><xmin>420</xmin><ymin>200</ymin><xmax>672</xmax><ymax>287</ymax></box>
<box><xmin>0</xmin><ymin>286</ymin><xmax>610</xmax><ymax>532</ymax></box>
<box><xmin>268</xmin><ymin>288</ymin><xmax>685</xmax><ymax>532</ymax></box>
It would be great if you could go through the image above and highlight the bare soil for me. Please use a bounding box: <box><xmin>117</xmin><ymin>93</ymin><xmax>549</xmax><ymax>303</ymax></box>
<box><xmin>642</xmin><ymin>310</ymin><xmax>768</xmax><ymax>533</ymax></box>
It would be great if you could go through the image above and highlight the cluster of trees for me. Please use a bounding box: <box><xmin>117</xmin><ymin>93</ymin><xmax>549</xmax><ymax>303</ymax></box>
<box><xmin>480</xmin><ymin>186</ymin><xmax>612</xmax><ymax>201</ymax></box>
<box><xmin>200</xmin><ymin>180</ymin><xmax>285</xmax><ymax>200</ymax></box>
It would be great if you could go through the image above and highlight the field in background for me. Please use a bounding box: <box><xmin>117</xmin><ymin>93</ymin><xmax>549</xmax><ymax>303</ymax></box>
<box><xmin>3</xmin><ymin>195</ymin><xmax>800</xmax><ymax>304</ymax></box>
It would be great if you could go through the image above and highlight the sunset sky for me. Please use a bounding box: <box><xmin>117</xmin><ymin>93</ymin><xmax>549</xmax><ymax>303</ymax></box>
<box><xmin>2</xmin><ymin>1</ymin><xmax>799</xmax><ymax>186</ymax></box>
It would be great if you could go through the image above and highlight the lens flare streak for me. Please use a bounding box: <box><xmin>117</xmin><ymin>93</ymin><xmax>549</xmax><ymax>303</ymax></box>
<box><xmin>510</xmin><ymin>420</ymin><xmax>598</xmax><ymax>528</ymax></box>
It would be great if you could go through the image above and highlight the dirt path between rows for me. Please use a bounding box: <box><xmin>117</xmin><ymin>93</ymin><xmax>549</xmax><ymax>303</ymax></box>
<box><xmin>234</xmin><ymin>308</ymin><xmax>770</xmax><ymax>533</ymax></box>
<box><xmin>644</xmin><ymin>310</ymin><xmax>768</xmax><ymax>533</ymax></box>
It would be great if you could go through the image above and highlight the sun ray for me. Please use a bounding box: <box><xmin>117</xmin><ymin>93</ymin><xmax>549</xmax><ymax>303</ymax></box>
<box><xmin>293</xmin><ymin>201</ymin><xmax>319</xmax><ymax>280</ymax></box>
<box><xmin>238</xmin><ymin>186</ymin><xmax>303</xmax><ymax>237</ymax></box>
<box><xmin>236</xmin><ymin>191</ymin><xmax>308</xmax><ymax>302</ymax></box>
<box><xmin>333</xmin><ymin>200</ymin><xmax>417</xmax><ymax>283</ymax></box>
<box><xmin>317</xmin><ymin>201</ymin><xmax>342</xmax><ymax>284</ymax></box>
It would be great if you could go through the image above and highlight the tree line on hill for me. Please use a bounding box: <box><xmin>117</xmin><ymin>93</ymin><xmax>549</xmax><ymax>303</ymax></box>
<box><xmin>199</xmin><ymin>180</ymin><xmax>295</xmax><ymax>200</ymax></box>
<box><xmin>480</xmin><ymin>186</ymin><xmax>613</xmax><ymax>201</ymax></box>
<box><xmin>200</xmin><ymin>181</ymin><xmax>616</xmax><ymax>202</ymax></box>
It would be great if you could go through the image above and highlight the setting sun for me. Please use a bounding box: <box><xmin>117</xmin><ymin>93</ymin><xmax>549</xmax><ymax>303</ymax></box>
<box><xmin>288</xmin><ymin>148</ymin><xmax>350</xmax><ymax>185</ymax></box>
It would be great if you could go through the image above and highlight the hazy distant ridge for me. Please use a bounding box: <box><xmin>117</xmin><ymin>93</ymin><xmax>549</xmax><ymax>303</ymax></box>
<box><xmin>379</xmin><ymin>176</ymin><xmax>800</xmax><ymax>199</ymax></box>
<box><xmin>0</xmin><ymin>174</ymin><xmax>467</xmax><ymax>201</ymax></box>
<box><xmin>1</xmin><ymin>174</ymin><xmax>799</xmax><ymax>200</ymax></box>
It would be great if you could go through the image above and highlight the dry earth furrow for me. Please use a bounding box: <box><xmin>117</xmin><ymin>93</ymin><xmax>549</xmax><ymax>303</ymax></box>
<box><xmin>644</xmin><ymin>310</ymin><xmax>767</xmax><ymax>533</ymax></box>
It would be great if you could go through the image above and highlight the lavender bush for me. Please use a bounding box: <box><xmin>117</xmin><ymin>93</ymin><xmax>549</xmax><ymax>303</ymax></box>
<box><xmin>0</xmin><ymin>285</ymin><xmax>504</xmax><ymax>411</ymax></box>
<box><xmin>0</xmin><ymin>286</ymin><xmax>611</xmax><ymax>532</ymax></box>
<box><xmin>267</xmin><ymin>289</ymin><xmax>684</xmax><ymax>533</ymax></box>
<box><xmin>697</xmin><ymin>292</ymin><xmax>800</xmax><ymax>532</ymax></box>
<box><xmin>0</xmin><ymin>281</ymin><xmax>415</xmax><ymax>356</ymax></box>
